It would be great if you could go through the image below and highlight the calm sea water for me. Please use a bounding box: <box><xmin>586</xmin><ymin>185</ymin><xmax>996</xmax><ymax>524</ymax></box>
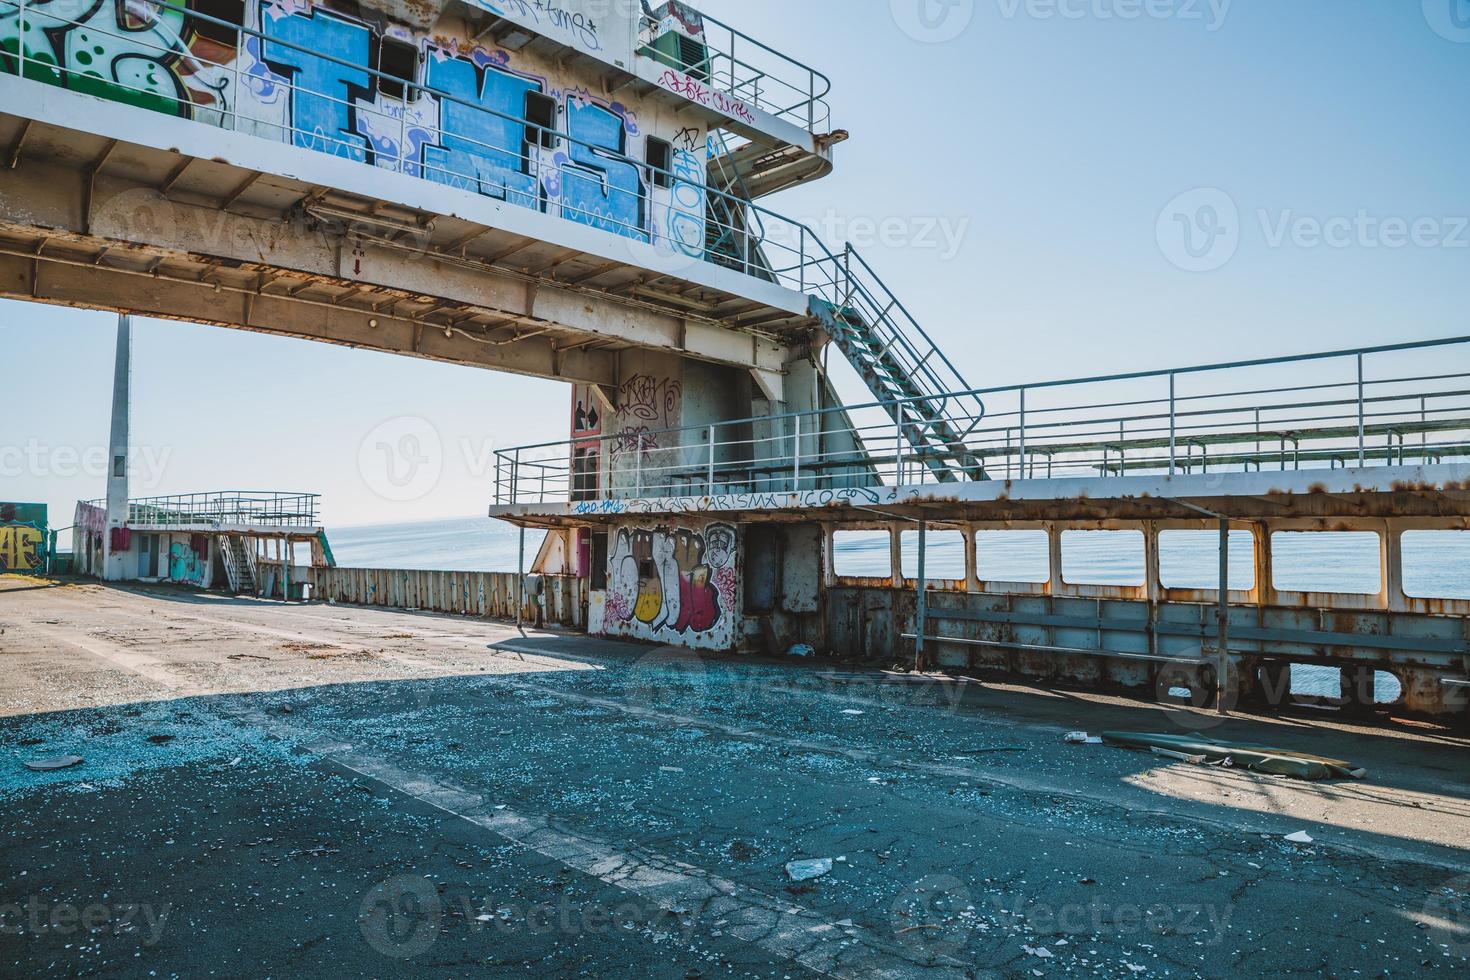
<box><xmin>328</xmin><ymin>518</ymin><xmax>1470</xmax><ymax>701</ymax></box>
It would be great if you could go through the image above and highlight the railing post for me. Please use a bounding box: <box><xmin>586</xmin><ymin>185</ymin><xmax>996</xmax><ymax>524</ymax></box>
<box><xmin>915</xmin><ymin>519</ymin><xmax>928</xmax><ymax>672</ymax></box>
<box><xmin>1018</xmin><ymin>387</ymin><xmax>1027</xmax><ymax>479</ymax></box>
<box><xmin>399</xmin><ymin>86</ymin><xmax>409</xmax><ymax>175</ymax></box>
<box><xmin>1357</xmin><ymin>353</ymin><xmax>1366</xmax><ymax>467</ymax></box>
<box><xmin>633</xmin><ymin>433</ymin><xmax>644</xmax><ymax>497</ymax></box>
<box><xmin>708</xmin><ymin>424</ymin><xmax>717</xmax><ymax>495</ymax></box>
<box><xmin>793</xmin><ymin>414</ymin><xmax>801</xmax><ymax>491</ymax></box>
<box><xmin>17</xmin><ymin>0</ymin><xmax>26</xmax><ymax>82</ymax></box>
<box><xmin>894</xmin><ymin>412</ymin><xmax>904</xmax><ymax>486</ymax></box>
<box><xmin>231</xmin><ymin>26</ymin><xmax>243</xmax><ymax>131</ymax></box>
<box><xmin>1168</xmin><ymin>372</ymin><xmax>1177</xmax><ymax>476</ymax></box>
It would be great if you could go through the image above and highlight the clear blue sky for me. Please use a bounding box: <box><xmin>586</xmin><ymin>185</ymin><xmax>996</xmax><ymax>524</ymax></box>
<box><xmin>4</xmin><ymin>0</ymin><xmax>1468</xmax><ymax>535</ymax></box>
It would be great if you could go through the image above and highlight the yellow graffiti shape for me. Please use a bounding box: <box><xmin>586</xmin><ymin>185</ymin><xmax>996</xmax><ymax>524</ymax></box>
<box><xmin>0</xmin><ymin>526</ymin><xmax>42</xmax><ymax>572</ymax></box>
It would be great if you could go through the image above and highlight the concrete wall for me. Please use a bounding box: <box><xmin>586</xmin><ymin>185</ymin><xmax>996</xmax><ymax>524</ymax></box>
<box><xmin>597</xmin><ymin>516</ymin><xmax>739</xmax><ymax>650</ymax></box>
<box><xmin>4</xmin><ymin>0</ymin><xmax>709</xmax><ymax>253</ymax></box>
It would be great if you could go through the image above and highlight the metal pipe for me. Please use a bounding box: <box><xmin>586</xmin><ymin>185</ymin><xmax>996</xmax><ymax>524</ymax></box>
<box><xmin>1217</xmin><ymin>518</ymin><xmax>1230</xmax><ymax>716</ymax></box>
<box><xmin>708</xmin><ymin>424</ymin><xmax>717</xmax><ymax>494</ymax></box>
<box><xmin>516</xmin><ymin>526</ymin><xmax>526</xmax><ymax>635</ymax></box>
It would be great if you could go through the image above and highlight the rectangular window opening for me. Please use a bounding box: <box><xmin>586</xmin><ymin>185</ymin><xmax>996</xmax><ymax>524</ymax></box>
<box><xmin>974</xmin><ymin>530</ymin><xmax>1050</xmax><ymax>584</ymax></box>
<box><xmin>377</xmin><ymin>38</ymin><xmax>419</xmax><ymax>101</ymax></box>
<box><xmin>1060</xmin><ymin>529</ymin><xmax>1145</xmax><ymax>587</ymax></box>
<box><xmin>900</xmin><ymin>529</ymin><xmax>966</xmax><ymax>580</ymax></box>
<box><xmin>1401</xmin><ymin>530</ymin><xmax>1470</xmax><ymax>600</ymax></box>
<box><xmin>525</xmin><ymin>92</ymin><xmax>558</xmax><ymax>149</ymax></box>
<box><xmin>832</xmin><ymin>530</ymin><xmax>893</xmax><ymax>579</ymax></box>
<box><xmin>1270</xmin><ymin>531</ymin><xmax>1382</xmax><ymax>595</ymax></box>
<box><xmin>646</xmin><ymin>137</ymin><xmax>673</xmax><ymax>189</ymax></box>
<box><xmin>1158</xmin><ymin>530</ymin><xmax>1255</xmax><ymax>591</ymax></box>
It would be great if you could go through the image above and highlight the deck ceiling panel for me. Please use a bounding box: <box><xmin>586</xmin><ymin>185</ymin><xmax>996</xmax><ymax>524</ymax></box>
<box><xmin>0</xmin><ymin>82</ymin><xmax>824</xmax><ymax>389</ymax></box>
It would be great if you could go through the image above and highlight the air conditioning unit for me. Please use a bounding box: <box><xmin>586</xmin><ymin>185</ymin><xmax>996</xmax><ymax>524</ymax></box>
<box><xmin>641</xmin><ymin>1</ymin><xmax>711</xmax><ymax>81</ymax></box>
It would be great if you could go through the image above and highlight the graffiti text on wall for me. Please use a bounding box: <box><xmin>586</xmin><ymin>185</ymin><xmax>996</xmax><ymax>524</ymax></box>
<box><xmin>606</xmin><ymin>523</ymin><xmax>735</xmax><ymax>638</ymax></box>
<box><xmin>613</xmin><ymin>374</ymin><xmax>682</xmax><ymax>461</ymax></box>
<box><xmin>0</xmin><ymin>525</ymin><xmax>44</xmax><ymax>573</ymax></box>
<box><xmin>0</xmin><ymin>1</ymin><xmax>699</xmax><ymax>247</ymax></box>
<box><xmin>655</xmin><ymin>69</ymin><xmax>754</xmax><ymax>125</ymax></box>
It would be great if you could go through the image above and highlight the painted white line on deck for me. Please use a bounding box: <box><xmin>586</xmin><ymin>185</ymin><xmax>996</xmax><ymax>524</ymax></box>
<box><xmin>232</xmin><ymin>708</ymin><xmax>975</xmax><ymax>980</ymax></box>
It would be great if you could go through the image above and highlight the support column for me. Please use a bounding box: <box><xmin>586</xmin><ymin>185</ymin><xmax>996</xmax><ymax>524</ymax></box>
<box><xmin>102</xmin><ymin>314</ymin><xmax>131</xmax><ymax>582</ymax></box>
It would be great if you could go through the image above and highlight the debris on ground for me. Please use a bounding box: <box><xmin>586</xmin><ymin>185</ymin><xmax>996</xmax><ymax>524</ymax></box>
<box><xmin>1150</xmin><ymin>746</ymin><xmax>1207</xmax><ymax>765</ymax></box>
<box><xmin>23</xmin><ymin>755</ymin><xmax>83</xmax><ymax>772</ymax></box>
<box><xmin>1101</xmin><ymin>732</ymin><xmax>1367</xmax><ymax>780</ymax></box>
<box><xmin>1064</xmin><ymin>732</ymin><xmax>1102</xmax><ymax>744</ymax></box>
<box><xmin>785</xmin><ymin>858</ymin><xmax>834</xmax><ymax>882</ymax></box>
<box><xmin>1285</xmin><ymin>831</ymin><xmax>1315</xmax><ymax>845</ymax></box>
<box><xmin>786</xmin><ymin>644</ymin><xmax>815</xmax><ymax>658</ymax></box>
<box><xmin>841</xmin><ymin>710</ymin><xmax>865</xmax><ymax>716</ymax></box>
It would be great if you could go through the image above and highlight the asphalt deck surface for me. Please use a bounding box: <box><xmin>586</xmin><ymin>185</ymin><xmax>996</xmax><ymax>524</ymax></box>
<box><xmin>1</xmin><ymin>577</ymin><xmax>1468</xmax><ymax>978</ymax></box>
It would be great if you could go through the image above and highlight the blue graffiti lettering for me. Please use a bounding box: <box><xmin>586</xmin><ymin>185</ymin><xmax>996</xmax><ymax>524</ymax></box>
<box><xmin>259</xmin><ymin>3</ymin><xmax>371</xmax><ymax>161</ymax></box>
<box><xmin>421</xmin><ymin>55</ymin><xmax>539</xmax><ymax>208</ymax></box>
<box><xmin>563</xmin><ymin>100</ymin><xmax>647</xmax><ymax>241</ymax></box>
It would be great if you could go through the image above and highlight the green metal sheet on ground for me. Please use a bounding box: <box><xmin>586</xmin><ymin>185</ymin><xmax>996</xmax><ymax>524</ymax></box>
<box><xmin>1101</xmin><ymin>731</ymin><xmax>1367</xmax><ymax>781</ymax></box>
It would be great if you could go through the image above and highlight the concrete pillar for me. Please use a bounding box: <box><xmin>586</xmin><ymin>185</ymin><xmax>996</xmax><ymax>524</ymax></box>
<box><xmin>102</xmin><ymin>314</ymin><xmax>131</xmax><ymax>582</ymax></box>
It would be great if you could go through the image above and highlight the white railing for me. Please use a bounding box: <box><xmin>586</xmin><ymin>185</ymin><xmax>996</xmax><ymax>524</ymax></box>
<box><xmin>638</xmin><ymin>4</ymin><xmax>833</xmax><ymax>133</ymax></box>
<box><xmin>84</xmin><ymin>492</ymin><xmax>321</xmax><ymax>528</ymax></box>
<box><xmin>493</xmin><ymin>335</ymin><xmax>1470</xmax><ymax>505</ymax></box>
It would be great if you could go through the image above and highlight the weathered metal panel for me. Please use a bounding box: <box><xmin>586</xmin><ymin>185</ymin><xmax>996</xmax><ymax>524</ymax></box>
<box><xmin>310</xmin><ymin>566</ymin><xmax>585</xmax><ymax>628</ymax></box>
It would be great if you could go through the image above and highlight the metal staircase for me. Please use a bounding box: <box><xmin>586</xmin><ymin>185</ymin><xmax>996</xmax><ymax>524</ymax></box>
<box><xmin>218</xmin><ymin>534</ymin><xmax>257</xmax><ymax>595</ymax></box>
<box><xmin>707</xmin><ymin>130</ymin><xmax>986</xmax><ymax>483</ymax></box>
<box><xmin>809</xmin><ymin>247</ymin><xmax>988</xmax><ymax>483</ymax></box>
<box><xmin>705</xmin><ymin>132</ymin><xmax>775</xmax><ymax>280</ymax></box>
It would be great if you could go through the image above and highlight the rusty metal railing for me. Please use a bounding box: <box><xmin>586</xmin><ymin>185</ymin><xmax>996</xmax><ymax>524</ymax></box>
<box><xmin>493</xmin><ymin>334</ymin><xmax>1470</xmax><ymax>505</ymax></box>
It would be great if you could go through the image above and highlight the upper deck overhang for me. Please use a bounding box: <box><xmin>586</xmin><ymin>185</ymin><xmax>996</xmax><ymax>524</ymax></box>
<box><xmin>0</xmin><ymin>78</ymin><xmax>818</xmax><ymax>397</ymax></box>
<box><xmin>455</xmin><ymin>0</ymin><xmax>837</xmax><ymax>181</ymax></box>
<box><xmin>487</xmin><ymin>464</ymin><xmax>1470</xmax><ymax>529</ymax></box>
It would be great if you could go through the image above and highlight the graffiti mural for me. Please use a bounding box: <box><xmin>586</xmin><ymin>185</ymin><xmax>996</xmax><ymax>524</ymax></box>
<box><xmin>0</xmin><ymin>524</ymin><xmax>44</xmax><ymax>573</ymax></box>
<box><xmin>603</xmin><ymin>520</ymin><xmax>737</xmax><ymax>649</ymax></box>
<box><xmin>167</xmin><ymin>537</ymin><xmax>208</xmax><ymax>586</ymax></box>
<box><xmin>0</xmin><ymin>502</ymin><xmax>47</xmax><ymax>574</ymax></box>
<box><xmin>1</xmin><ymin>1</ymin><xmax>707</xmax><ymax>250</ymax></box>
